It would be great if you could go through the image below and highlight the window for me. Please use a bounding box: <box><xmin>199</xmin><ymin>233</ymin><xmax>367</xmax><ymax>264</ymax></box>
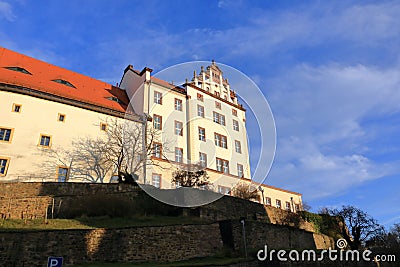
<box><xmin>12</xmin><ymin>103</ymin><xmax>21</xmax><ymax>113</ymax></box>
<box><xmin>100</xmin><ymin>123</ymin><xmax>107</xmax><ymax>131</ymax></box>
<box><xmin>153</xmin><ymin>114</ymin><xmax>162</xmax><ymax>130</ymax></box>
<box><xmin>216</xmin><ymin>158</ymin><xmax>222</xmax><ymax>172</ymax></box>
<box><xmin>58</xmin><ymin>113</ymin><xmax>66</xmax><ymax>122</ymax></box>
<box><xmin>216</xmin><ymin>158</ymin><xmax>229</xmax><ymax>174</ymax></box>
<box><xmin>233</xmin><ymin>119</ymin><xmax>239</xmax><ymax>131</ymax></box>
<box><xmin>265</xmin><ymin>197</ymin><xmax>271</xmax><ymax>206</ymax></box>
<box><xmin>197</xmin><ymin>93</ymin><xmax>203</xmax><ymax>101</ymax></box>
<box><xmin>106</xmin><ymin>96</ymin><xmax>125</xmax><ymax>105</ymax></box>
<box><xmin>237</xmin><ymin>164</ymin><xmax>244</xmax><ymax>177</ymax></box>
<box><xmin>153</xmin><ymin>143</ymin><xmax>162</xmax><ymax>158</ymax></box>
<box><xmin>214</xmin><ymin>133</ymin><xmax>227</xmax><ymax>148</ymax></box>
<box><xmin>218</xmin><ymin>186</ymin><xmax>231</xmax><ymax>195</ymax></box>
<box><xmin>110</xmin><ymin>174</ymin><xmax>119</xmax><ymax>183</ymax></box>
<box><xmin>198</xmin><ymin>127</ymin><xmax>206</xmax><ymax>141</ymax></box>
<box><xmin>276</xmin><ymin>199</ymin><xmax>282</xmax><ymax>209</ymax></box>
<box><xmin>285</xmin><ymin>201</ymin><xmax>291</xmax><ymax>211</ymax></box>
<box><xmin>232</xmin><ymin>109</ymin><xmax>237</xmax><ymax>116</ymax></box>
<box><xmin>0</xmin><ymin>128</ymin><xmax>13</xmax><ymax>143</ymax></box>
<box><xmin>152</xmin><ymin>173</ymin><xmax>161</xmax><ymax>188</ymax></box>
<box><xmin>174</xmin><ymin>98</ymin><xmax>183</xmax><ymax>111</ymax></box>
<box><xmin>52</xmin><ymin>79</ymin><xmax>76</xmax><ymax>88</ymax></box>
<box><xmin>222</xmin><ymin>160</ymin><xmax>229</xmax><ymax>174</ymax></box>
<box><xmin>174</xmin><ymin>181</ymin><xmax>181</xmax><ymax>189</ymax></box>
<box><xmin>199</xmin><ymin>152</ymin><xmax>207</xmax><ymax>167</ymax></box>
<box><xmin>213</xmin><ymin>112</ymin><xmax>225</xmax><ymax>126</ymax></box>
<box><xmin>174</xmin><ymin>121</ymin><xmax>183</xmax><ymax>136</ymax></box>
<box><xmin>197</xmin><ymin>105</ymin><xmax>205</xmax><ymax>117</ymax></box>
<box><xmin>295</xmin><ymin>204</ymin><xmax>301</xmax><ymax>212</ymax></box>
<box><xmin>215</xmin><ymin>101</ymin><xmax>221</xmax><ymax>109</ymax></box>
<box><xmin>175</xmin><ymin>147</ymin><xmax>183</xmax><ymax>163</ymax></box>
<box><xmin>0</xmin><ymin>158</ymin><xmax>10</xmax><ymax>176</ymax></box>
<box><xmin>235</xmin><ymin>140</ymin><xmax>242</xmax><ymax>153</ymax></box>
<box><xmin>57</xmin><ymin>166</ymin><xmax>69</xmax><ymax>182</ymax></box>
<box><xmin>154</xmin><ymin>91</ymin><xmax>162</xmax><ymax>104</ymax></box>
<box><xmin>39</xmin><ymin>134</ymin><xmax>51</xmax><ymax>148</ymax></box>
<box><xmin>4</xmin><ymin>66</ymin><xmax>32</xmax><ymax>75</ymax></box>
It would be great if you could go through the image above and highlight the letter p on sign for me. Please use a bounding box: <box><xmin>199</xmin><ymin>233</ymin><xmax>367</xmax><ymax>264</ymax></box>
<box><xmin>47</xmin><ymin>257</ymin><xmax>63</xmax><ymax>267</ymax></box>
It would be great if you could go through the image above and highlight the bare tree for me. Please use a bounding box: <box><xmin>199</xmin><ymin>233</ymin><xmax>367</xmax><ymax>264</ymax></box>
<box><xmin>42</xmin><ymin>116</ymin><xmax>169</xmax><ymax>183</ymax></box>
<box><xmin>101</xmin><ymin>117</ymin><xmax>173</xmax><ymax>181</ymax></box>
<box><xmin>231</xmin><ymin>182</ymin><xmax>260</xmax><ymax>201</ymax></box>
<box><xmin>171</xmin><ymin>163</ymin><xmax>210</xmax><ymax>188</ymax></box>
<box><xmin>71</xmin><ymin>137</ymin><xmax>113</xmax><ymax>183</ymax></box>
<box><xmin>329</xmin><ymin>205</ymin><xmax>384</xmax><ymax>249</ymax></box>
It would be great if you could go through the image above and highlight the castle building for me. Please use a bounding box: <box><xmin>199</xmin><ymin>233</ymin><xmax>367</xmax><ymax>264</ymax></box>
<box><xmin>0</xmin><ymin>47</ymin><xmax>303</xmax><ymax>211</ymax></box>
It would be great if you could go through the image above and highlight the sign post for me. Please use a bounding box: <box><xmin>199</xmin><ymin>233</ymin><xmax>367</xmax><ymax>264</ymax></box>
<box><xmin>47</xmin><ymin>257</ymin><xmax>63</xmax><ymax>267</ymax></box>
<box><xmin>240</xmin><ymin>217</ymin><xmax>247</xmax><ymax>258</ymax></box>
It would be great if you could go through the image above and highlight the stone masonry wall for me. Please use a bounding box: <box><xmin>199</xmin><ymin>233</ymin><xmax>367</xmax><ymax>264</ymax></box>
<box><xmin>231</xmin><ymin>220</ymin><xmax>335</xmax><ymax>251</ymax></box>
<box><xmin>0</xmin><ymin>223</ymin><xmax>223</xmax><ymax>267</ymax></box>
<box><xmin>0</xmin><ymin>182</ymin><xmax>141</xmax><ymax>219</ymax></box>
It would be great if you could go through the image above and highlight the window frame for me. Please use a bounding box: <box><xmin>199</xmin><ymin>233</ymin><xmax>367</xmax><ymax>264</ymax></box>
<box><xmin>12</xmin><ymin>103</ymin><xmax>22</xmax><ymax>113</ymax></box>
<box><xmin>235</xmin><ymin>140</ymin><xmax>242</xmax><ymax>154</ymax></box>
<box><xmin>58</xmin><ymin>113</ymin><xmax>66</xmax><ymax>122</ymax></box>
<box><xmin>295</xmin><ymin>204</ymin><xmax>300</xmax><ymax>212</ymax></box>
<box><xmin>197</xmin><ymin>105</ymin><xmax>205</xmax><ymax>117</ymax></box>
<box><xmin>153</xmin><ymin>114</ymin><xmax>162</xmax><ymax>130</ymax></box>
<box><xmin>218</xmin><ymin>185</ymin><xmax>231</xmax><ymax>195</ymax></box>
<box><xmin>174</xmin><ymin>98</ymin><xmax>183</xmax><ymax>111</ymax></box>
<box><xmin>154</xmin><ymin>91</ymin><xmax>163</xmax><ymax>104</ymax></box>
<box><xmin>0</xmin><ymin>127</ymin><xmax>14</xmax><ymax>143</ymax></box>
<box><xmin>216</xmin><ymin>158</ymin><xmax>229</xmax><ymax>174</ymax></box>
<box><xmin>152</xmin><ymin>173</ymin><xmax>162</xmax><ymax>188</ymax></box>
<box><xmin>197</xmin><ymin>93</ymin><xmax>204</xmax><ymax>102</ymax></box>
<box><xmin>213</xmin><ymin>111</ymin><xmax>226</xmax><ymax>126</ymax></box>
<box><xmin>265</xmin><ymin>197</ymin><xmax>272</xmax><ymax>206</ymax></box>
<box><xmin>0</xmin><ymin>157</ymin><xmax>10</xmax><ymax>176</ymax></box>
<box><xmin>237</xmin><ymin>163</ymin><xmax>244</xmax><ymax>177</ymax></box>
<box><xmin>175</xmin><ymin>147</ymin><xmax>183</xmax><ymax>163</ymax></box>
<box><xmin>233</xmin><ymin>119</ymin><xmax>239</xmax><ymax>131</ymax></box>
<box><xmin>100</xmin><ymin>123</ymin><xmax>108</xmax><ymax>131</ymax></box>
<box><xmin>199</xmin><ymin>152</ymin><xmax>207</xmax><ymax>168</ymax></box>
<box><xmin>153</xmin><ymin>142</ymin><xmax>162</xmax><ymax>158</ymax></box>
<box><xmin>222</xmin><ymin>160</ymin><xmax>229</xmax><ymax>174</ymax></box>
<box><xmin>198</xmin><ymin>127</ymin><xmax>206</xmax><ymax>141</ymax></box>
<box><xmin>56</xmin><ymin>166</ymin><xmax>69</xmax><ymax>182</ymax></box>
<box><xmin>214</xmin><ymin>133</ymin><xmax>227</xmax><ymax>149</ymax></box>
<box><xmin>38</xmin><ymin>134</ymin><xmax>52</xmax><ymax>148</ymax></box>
<box><xmin>232</xmin><ymin>109</ymin><xmax>238</xmax><ymax>116</ymax></box>
<box><xmin>174</xmin><ymin>120</ymin><xmax>183</xmax><ymax>136</ymax></box>
<box><xmin>276</xmin><ymin>199</ymin><xmax>282</xmax><ymax>209</ymax></box>
<box><xmin>285</xmin><ymin>201</ymin><xmax>291</xmax><ymax>211</ymax></box>
<box><xmin>215</xmin><ymin>101</ymin><xmax>221</xmax><ymax>109</ymax></box>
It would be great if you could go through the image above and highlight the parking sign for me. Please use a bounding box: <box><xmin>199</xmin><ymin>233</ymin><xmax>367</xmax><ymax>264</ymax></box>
<box><xmin>47</xmin><ymin>257</ymin><xmax>63</xmax><ymax>267</ymax></box>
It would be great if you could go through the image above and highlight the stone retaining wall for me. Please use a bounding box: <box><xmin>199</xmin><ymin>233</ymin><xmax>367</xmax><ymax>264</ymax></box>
<box><xmin>0</xmin><ymin>223</ymin><xmax>223</xmax><ymax>266</ymax></box>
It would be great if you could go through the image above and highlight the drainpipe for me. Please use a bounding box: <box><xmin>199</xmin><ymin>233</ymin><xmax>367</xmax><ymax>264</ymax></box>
<box><xmin>185</xmin><ymin>82</ymin><xmax>191</xmax><ymax>165</ymax></box>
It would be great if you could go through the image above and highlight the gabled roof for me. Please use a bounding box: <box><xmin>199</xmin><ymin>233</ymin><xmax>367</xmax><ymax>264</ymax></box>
<box><xmin>0</xmin><ymin>47</ymin><xmax>130</xmax><ymax>114</ymax></box>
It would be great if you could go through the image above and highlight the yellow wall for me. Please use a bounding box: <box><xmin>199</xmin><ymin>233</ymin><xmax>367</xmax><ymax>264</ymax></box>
<box><xmin>0</xmin><ymin>90</ymin><xmax>132</xmax><ymax>182</ymax></box>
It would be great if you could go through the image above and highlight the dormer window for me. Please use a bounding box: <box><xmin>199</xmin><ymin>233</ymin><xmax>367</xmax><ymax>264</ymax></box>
<box><xmin>4</xmin><ymin>66</ymin><xmax>32</xmax><ymax>75</ymax></box>
<box><xmin>52</xmin><ymin>79</ymin><xmax>76</xmax><ymax>88</ymax></box>
<box><xmin>106</xmin><ymin>96</ymin><xmax>125</xmax><ymax>105</ymax></box>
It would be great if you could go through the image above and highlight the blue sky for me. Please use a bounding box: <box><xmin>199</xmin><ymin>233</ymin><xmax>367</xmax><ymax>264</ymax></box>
<box><xmin>1</xmin><ymin>0</ymin><xmax>399</xmax><ymax>228</ymax></box>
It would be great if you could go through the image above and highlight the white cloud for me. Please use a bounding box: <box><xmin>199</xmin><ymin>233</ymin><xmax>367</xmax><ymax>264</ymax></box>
<box><xmin>0</xmin><ymin>1</ymin><xmax>15</xmax><ymax>22</ymax></box>
<box><xmin>264</xmin><ymin>62</ymin><xmax>400</xmax><ymax>199</ymax></box>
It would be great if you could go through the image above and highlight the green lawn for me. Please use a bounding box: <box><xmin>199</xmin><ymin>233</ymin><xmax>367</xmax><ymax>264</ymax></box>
<box><xmin>71</xmin><ymin>256</ymin><xmax>249</xmax><ymax>267</ymax></box>
<box><xmin>0</xmin><ymin>216</ymin><xmax>207</xmax><ymax>231</ymax></box>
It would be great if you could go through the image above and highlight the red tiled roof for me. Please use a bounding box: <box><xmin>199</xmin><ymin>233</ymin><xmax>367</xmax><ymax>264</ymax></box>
<box><xmin>0</xmin><ymin>47</ymin><xmax>130</xmax><ymax>113</ymax></box>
